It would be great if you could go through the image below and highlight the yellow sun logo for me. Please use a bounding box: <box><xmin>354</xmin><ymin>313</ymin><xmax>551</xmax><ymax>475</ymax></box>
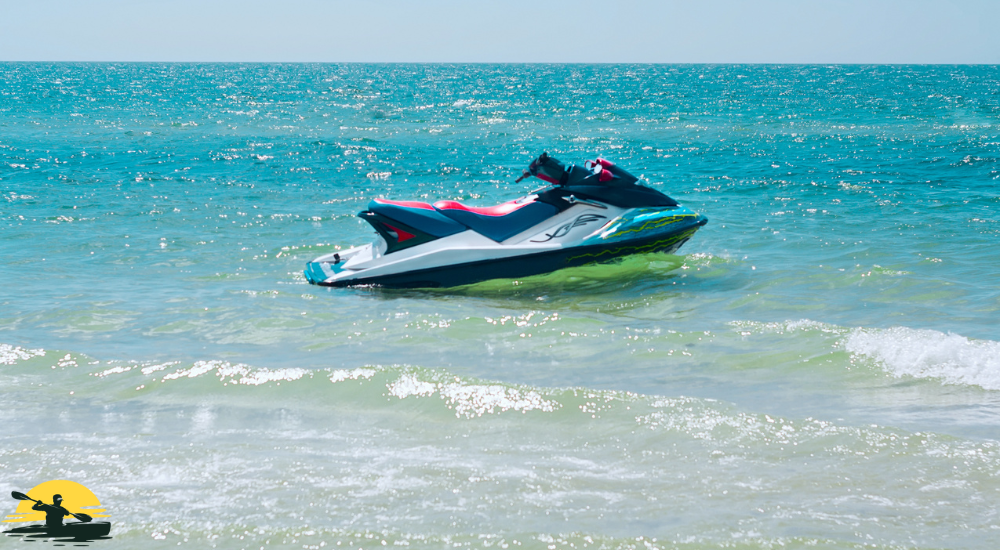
<box><xmin>4</xmin><ymin>480</ymin><xmax>109</xmax><ymax>523</ymax></box>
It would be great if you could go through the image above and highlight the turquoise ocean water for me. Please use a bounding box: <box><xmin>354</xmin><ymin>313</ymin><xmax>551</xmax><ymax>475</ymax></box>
<box><xmin>2</xmin><ymin>63</ymin><xmax>999</xmax><ymax>548</ymax></box>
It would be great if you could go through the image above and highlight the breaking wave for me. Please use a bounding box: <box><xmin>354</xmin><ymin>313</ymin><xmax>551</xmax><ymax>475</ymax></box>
<box><xmin>845</xmin><ymin>326</ymin><xmax>1000</xmax><ymax>390</ymax></box>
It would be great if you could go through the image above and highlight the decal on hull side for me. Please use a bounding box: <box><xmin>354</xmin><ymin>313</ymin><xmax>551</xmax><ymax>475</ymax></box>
<box><xmin>530</xmin><ymin>214</ymin><xmax>608</xmax><ymax>243</ymax></box>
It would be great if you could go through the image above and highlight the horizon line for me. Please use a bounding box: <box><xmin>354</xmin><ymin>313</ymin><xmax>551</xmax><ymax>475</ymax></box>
<box><xmin>2</xmin><ymin>60</ymin><xmax>998</xmax><ymax>66</ymax></box>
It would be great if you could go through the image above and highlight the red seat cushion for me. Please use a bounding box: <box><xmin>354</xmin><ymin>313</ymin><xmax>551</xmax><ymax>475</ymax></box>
<box><xmin>432</xmin><ymin>199</ymin><xmax>532</xmax><ymax>217</ymax></box>
<box><xmin>373</xmin><ymin>198</ymin><xmax>435</xmax><ymax>210</ymax></box>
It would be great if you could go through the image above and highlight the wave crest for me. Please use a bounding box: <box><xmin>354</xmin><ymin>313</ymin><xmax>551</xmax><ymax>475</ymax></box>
<box><xmin>846</xmin><ymin>327</ymin><xmax>1000</xmax><ymax>390</ymax></box>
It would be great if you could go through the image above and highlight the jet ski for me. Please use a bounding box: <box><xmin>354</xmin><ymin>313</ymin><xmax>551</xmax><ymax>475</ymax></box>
<box><xmin>304</xmin><ymin>152</ymin><xmax>708</xmax><ymax>288</ymax></box>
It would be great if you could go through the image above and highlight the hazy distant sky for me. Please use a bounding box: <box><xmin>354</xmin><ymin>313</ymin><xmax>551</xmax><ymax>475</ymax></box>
<box><xmin>1</xmin><ymin>0</ymin><xmax>997</xmax><ymax>63</ymax></box>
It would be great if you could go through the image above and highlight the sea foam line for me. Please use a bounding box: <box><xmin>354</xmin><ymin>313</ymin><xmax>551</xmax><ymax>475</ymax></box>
<box><xmin>729</xmin><ymin>320</ymin><xmax>1000</xmax><ymax>391</ymax></box>
<box><xmin>845</xmin><ymin>326</ymin><xmax>1000</xmax><ymax>390</ymax></box>
<box><xmin>0</xmin><ymin>343</ymin><xmax>46</xmax><ymax>365</ymax></box>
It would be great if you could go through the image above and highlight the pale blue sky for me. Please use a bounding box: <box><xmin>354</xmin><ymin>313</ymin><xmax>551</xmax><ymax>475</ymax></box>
<box><xmin>1</xmin><ymin>0</ymin><xmax>997</xmax><ymax>63</ymax></box>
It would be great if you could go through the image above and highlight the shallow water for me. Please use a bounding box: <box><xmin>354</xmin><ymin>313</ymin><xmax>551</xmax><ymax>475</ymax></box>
<box><xmin>2</xmin><ymin>63</ymin><xmax>1000</xmax><ymax>549</ymax></box>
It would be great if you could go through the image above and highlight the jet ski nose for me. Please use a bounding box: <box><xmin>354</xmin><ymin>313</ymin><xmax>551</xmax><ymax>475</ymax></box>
<box><xmin>304</xmin><ymin>262</ymin><xmax>329</xmax><ymax>284</ymax></box>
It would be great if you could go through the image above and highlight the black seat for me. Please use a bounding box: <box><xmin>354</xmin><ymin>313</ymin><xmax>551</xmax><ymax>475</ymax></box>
<box><xmin>433</xmin><ymin>199</ymin><xmax>558</xmax><ymax>242</ymax></box>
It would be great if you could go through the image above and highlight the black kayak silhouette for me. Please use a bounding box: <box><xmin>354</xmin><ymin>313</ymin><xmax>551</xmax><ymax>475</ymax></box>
<box><xmin>3</xmin><ymin>521</ymin><xmax>111</xmax><ymax>541</ymax></box>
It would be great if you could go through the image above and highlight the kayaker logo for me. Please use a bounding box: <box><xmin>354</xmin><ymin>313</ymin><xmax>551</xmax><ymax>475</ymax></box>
<box><xmin>3</xmin><ymin>480</ymin><xmax>111</xmax><ymax>544</ymax></box>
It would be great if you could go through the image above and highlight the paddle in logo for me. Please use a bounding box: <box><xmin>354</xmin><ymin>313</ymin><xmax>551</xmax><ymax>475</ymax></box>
<box><xmin>3</xmin><ymin>480</ymin><xmax>111</xmax><ymax>545</ymax></box>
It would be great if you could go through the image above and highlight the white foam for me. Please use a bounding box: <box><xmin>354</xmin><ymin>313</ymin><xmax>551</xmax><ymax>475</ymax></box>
<box><xmin>95</xmin><ymin>365</ymin><xmax>133</xmax><ymax>377</ymax></box>
<box><xmin>0</xmin><ymin>343</ymin><xmax>46</xmax><ymax>365</ymax></box>
<box><xmin>386</xmin><ymin>372</ymin><xmax>558</xmax><ymax>418</ymax></box>
<box><xmin>438</xmin><ymin>382</ymin><xmax>557</xmax><ymax>418</ymax></box>
<box><xmin>162</xmin><ymin>360</ymin><xmax>228</xmax><ymax>380</ymax></box>
<box><xmin>160</xmin><ymin>360</ymin><xmax>309</xmax><ymax>386</ymax></box>
<box><xmin>845</xmin><ymin>327</ymin><xmax>1000</xmax><ymax>390</ymax></box>
<box><xmin>387</xmin><ymin>374</ymin><xmax>437</xmax><ymax>398</ymax></box>
<box><xmin>215</xmin><ymin>363</ymin><xmax>252</xmax><ymax>379</ymax></box>
<box><xmin>233</xmin><ymin>367</ymin><xmax>308</xmax><ymax>386</ymax></box>
<box><xmin>329</xmin><ymin>367</ymin><xmax>377</xmax><ymax>383</ymax></box>
<box><xmin>141</xmin><ymin>361</ymin><xmax>179</xmax><ymax>375</ymax></box>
